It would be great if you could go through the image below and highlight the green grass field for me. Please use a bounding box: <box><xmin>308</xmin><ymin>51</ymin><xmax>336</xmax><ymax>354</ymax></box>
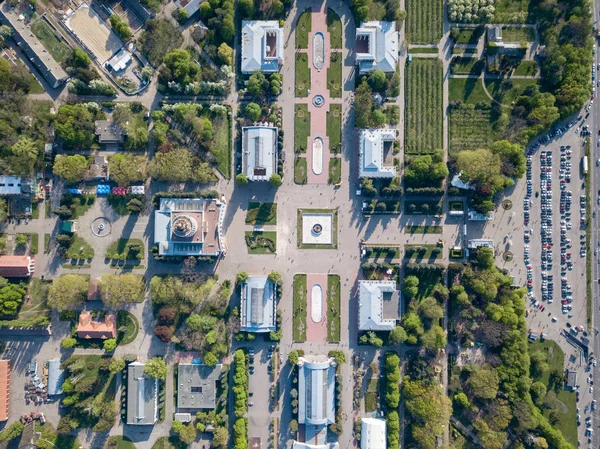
<box><xmin>328</xmin><ymin>157</ymin><xmax>341</xmax><ymax>184</ymax></box>
<box><xmin>484</xmin><ymin>78</ymin><xmax>538</xmax><ymax>105</ymax></box>
<box><xmin>326</xmin><ymin>275</ymin><xmax>341</xmax><ymax>342</ymax></box>
<box><xmin>295</xmin><ymin>53</ymin><xmax>311</xmax><ymax>97</ymax></box>
<box><xmin>294</xmin><ymin>157</ymin><xmax>307</xmax><ymax>184</ymax></box>
<box><xmin>31</xmin><ymin>19</ymin><xmax>70</xmax><ymax>63</ymax></box>
<box><xmin>327</xmin><ymin>104</ymin><xmax>342</xmax><ymax>153</ymax></box>
<box><xmin>449</xmin><ymin>106</ymin><xmax>496</xmax><ymax>155</ymax></box>
<box><xmin>209</xmin><ymin>113</ymin><xmax>231</xmax><ymax>178</ymax></box>
<box><xmin>514</xmin><ymin>60</ymin><xmax>538</xmax><ymax>76</ymax></box>
<box><xmin>449</xmin><ymin>77</ymin><xmax>490</xmax><ymax>104</ymax></box>
<box><xmin>296</xmin><ymin>9</ymin><xmax>312</xmax><ymax>49</ymax></box>
<box><xmin>451</xmin><ymin>57</ymin><xmax>484</xmax><ymax>75</ymax></box>
<box><xmin>406</xmin><ymin>0</ymin><xmax>443</xmax><ymax>44</ymax></box>
<box><xmin>245</xmin><ymin>202</ymin><xmax>277</xmax><ymax>225</ymax></box>
<box><xmin>65</xmin><ymin>235</ymin><xmax>95</xmax><ymax>260</ymax></box>
<box><xmin>293</xmin><ymin>274</ymin><xmax>307</xmax><ymax>342</ymax></box>
<box><xmin>408</xmin><ymin>47</ymin><xmax>439</xmax><ymax>54</ymax></box>
<box><xmin>502</xmin><ymin>26</ymin><xmax>535</xmax><ymax>42</ymax></box>
<box><xmin>404</xmin><ymin>244</ymin><xmax>441</xmax><ymax>261</ymax></box>
<box><xmin>106</xmin><ymin>238</ymin><xmax>144</xmax><ymax>261</ymax></box>
<box><xmin>452</xmin><ymin>26</ymin><xmax>485</xmax><ymax>45</ymax></box>
<box><xmin>327</xmin><ymin>52</ymin><xmax>342</xmax><ymax>98</ymax></box>
<box><xmin>294</xmin><ymin>104</ymin><xmax>311</xmax><ymax>153</ymax></box>
<box><xmin>404</xmin><ymin>225</ymin><xmax>443</xmax><ymax>234</ymax></box>
<box><xmin>405</xmin><ymin>58</ymin><xmax>443</xmax><ymax>154</ymax></box>
<box><xmin>404</xmin><ymin>200</ymin><xmax>443</xmax><ymax>215</ymax></box>
<box><xmin>327</xmin><ymin>8</ymin><xmax>342</xmax><ymax>49</ymax></box>
<box><xmin>494</xmin><ymin>0</ymin><xmax>534</xmax><ymax>23</ymax></box>
<box><xmin>245</xmin><ymin>231</ymin><xmax>277</xmax><ymax>254</ymax></box>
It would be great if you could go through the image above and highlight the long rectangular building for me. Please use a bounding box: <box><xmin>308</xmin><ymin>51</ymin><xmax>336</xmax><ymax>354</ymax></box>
<box><xmin>0</xmin><ymin>4</ymin><xmax>68</xmax><ymax>88</ymax></box>
<box><xmin>0</xmin><ymin>360</ymin><xmax>9</xmax><ymax>422</ymax></box>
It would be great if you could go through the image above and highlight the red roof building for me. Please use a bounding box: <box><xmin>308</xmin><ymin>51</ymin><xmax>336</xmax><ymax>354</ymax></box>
<box><xmin>0</xmin><ymin>255</ymin><xmax>34</xmax><ymax>277</ymax></box>
<box><xmin>0</xmin><ymin>360</ymin><xmax>10</xmax><ymax>421</ymax></box>
<box><xmin>77</xmin><ymin>312</ymin><xmax>117</xmax><ymax>339</ymax></box>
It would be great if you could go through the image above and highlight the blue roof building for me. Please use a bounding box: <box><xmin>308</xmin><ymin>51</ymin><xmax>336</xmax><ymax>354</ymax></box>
<box><xmin>241</xmin><ymin>21</ymin><xmax>283</xmax><ymax>74</ymax></box>
<box><xmin>240</xmin><ymin>276</ymin><xmax>276</xmax><ymax>333</ymax></box>
<box><xmin>47</xmin><ymin>359</ymin><xmax>64</xmax><ymax>396</ymax></box>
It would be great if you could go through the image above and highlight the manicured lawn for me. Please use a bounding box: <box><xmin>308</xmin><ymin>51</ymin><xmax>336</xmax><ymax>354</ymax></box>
<box><xmin>297</xmin><ymin>209</ymin><xmax>338</xmax><ymax>249</ymax></box>
<box><xmin>108</xmin><ymin>194</ymin><xmax>145</xmax><ymax>215</ymax></box>
<box><xmin>529</xmin><ymin>339</ymin><xmax>577</xmax><ymax>447</ymax></box>
<box><xmin>364</xmin><ymin>392</ymin><xmax>378</xmax><ymax>412</ymax></box>
<box><xmin>60</xmin><ymin>193</ymin><xmax>95</xmax><ymax>220</ymax></box>
<box><xmin>448</xmin><ymin>77</ymin><xmax>490</xmax><ymax>104</ymax></box>
<box><xmin>494</xmin><ymin>0</ymin><xmax>534</xmax><ymax>24</ymax></box>
<box><xmin>106</xmin><ymin>436</ymin><xmax>137</xmax><ymax>449</ymax></box>
<box><xmin>364</xmin><ymin>246</ymin><xmax>401</xmax><ymax>261</ymax></box>
<box><xmin>30</xmin><ymin>233</ymin><xmax>38</xmax><ymax>255</ymax></box>
<box><xmin>294</xmin><ymin>157</ymin><xmax>307</xmax><ymax>184</ymax></box>
<box><xmin>502</xmin><ymin>26</ymin><xmax>535</xmax><ymax>42</ymax></box>
<box><xmin>405</xmin><ymin>58</ymin><xmax>443</xmax><ymax>154</ymax></box>
<box><xmin>327</xmin><ymin>52</ymin><xmax>342</xmax><ymax>98</ymax></box>
<box><xmin>452</xmin><ymin>26</ymin><xmax>485</xmax><ymax>45</ymax></box>
<box><xmin>31</xmin><ymin>19</ymin><xmax>70</xmax><ymax>63</ymax></box>
<box><xmin>328</xmin><ymin>157</ymin><xmax>341</xmax><ymax>184</ymax></box>
<box><xmin>327</xmin><ymin>8</ymin><xmax>342</xmax><ymax>49</ymax></box>
<box><xmin>245</xmin><ymin>231</ymin><xmax>277</xmax><ymax>254</ymax></box>
<box><xmin>449</xmin><ymin>106</ymin><xmax>496</xmax><ymax>155</ymax></box>
<box><xmin>65</xmin><ymin>235</ymin><xmax>95</xmax><ymax>260</ymax></box>
<box><xmin>408</xmin><ymin>47</ymin><xmax>439</xmax><ymax>54</ymax></box>
<box><xmin>151</xmin><ymin>437</ymin><xmax>187</xmax><ymax>449</ymax></box>
<box><xmin>295</xmin><ymin>53</ymin><xmax>311</xmax><ymax>97</ymax></box>
<box><xmin>405</xmin><ymin>266</ymin><xmax>444</xmax><ymax>301</ymax></box>
<box><xmin>296</xmin><ymin>9</ymin><xmax>312</xmax><ymax>49</ymax></box>
<box><xmin>18</xmin><ymin>60</ymin><xmax>45</xmax><ymax>94</ymax></box>
<box><xmin>404</xmin><ymin>244</ymin><xmax>442</xmax><ymax>260</ymax></box>
<box><xmin>117</xmin><ymin>311</ymin><xmax>139</xmax><ymax>345</ymax></box>
<box><xmin>31</xmin><ymin>201</ymin><xmax>39</xmax><ymax>219</ymax></box>
<box><xmin>406</xmin><ymin>0</ymin><xmax>443</xmax><ymax>44</ymax></box>
<box><xmin>44</xmin><ymin>233</ymin><xmax>51</xmax><ymax>253</ymax></box>
<box><xmin>19</xmin><ymin>278</ymin><xmax>50</xmax><ymax>319</ymax></box>
<box><xmin>405</xmin><ymin>200</ymin><xmax>443</xmax><ymax>215</ymax></box>
<box><xmin>326</xmin><ymin>104</ymin><xmax>342</xmax><ymax>153</ymax></box>
<box><xmin>106</xmin><ymin>238</ymin><xmax>144</xmax><ymax>261</ymax></box>
<box><xmin>484</xmin><ymin>78</ymin><xmax>538</xmax><ymax>105</ymax></box>
<box><xmin>404</xmin><ymin>225</ymin><xmax>443</xmax><ymax>234</ymax></box>
<box><xmin>294</xmin><ymin>104</ymin><xmax>311</xmax><ymax>153</ymax></box>
<box><xmin>293</xmin><ymin>274</ymin><xmax>307</xmax><ymax>342</ymax></box>
<box><xmin>367</xmin><ymin>0</ymin><xmax>386</xmax><ymax>20</ymax></box>
<box><xmin>450</xmin><ymin>57</ymin><xmax>484</xmax><ymax>75</ymax></box>
<box><xmin>450</xmin><ymin>200</ymin><xmax>464</xmax><ymax>211</ymax></box>
<box><xmin>209</xmin><ymin>112</ymin><xmax>232</xmax><ymax>178</ymax></box>
<box><xmin>514</xmin><ymin>60</ymin><xmax>538</xmax><ymax>76</ymax></box>
<box><xmin>246</xmin><ymin>202</ymin><xmax>277</xmax><ymax>225</ymax></box>
<box><xmin>326</xmin><ymin>275</ymin><xmax>341</xmax><ymax>342</ymax></box>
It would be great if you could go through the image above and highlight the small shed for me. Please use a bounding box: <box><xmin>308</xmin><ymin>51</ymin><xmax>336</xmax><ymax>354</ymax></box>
<box><xmin>60</xmin><ymin>220</ymin><xmax>77</xmax><ymax>233</ymax></box>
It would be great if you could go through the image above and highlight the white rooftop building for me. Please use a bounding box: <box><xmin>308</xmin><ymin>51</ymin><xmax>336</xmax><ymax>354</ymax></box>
<box><xmin>358</xmin><ymin>129</ymin><xmax>397</xmax><ymax>178</ymax></box>
<box><xmin>175</xmin><ymin>0</ymin><xmax>202</xmax><ymax>17</ymax></box>
<box><xmin>358</xmin><ymin>280</ymin><xmax>397</xmax><ymax>331</ymax></box>
<box><xmin>106</xmin><ymin>48</ymin><xmax>132</xmax><ymax>73</ymax></box>
<box><xmin>126</xmin><ymin>361</ymin><xmax>158</xmax><ymax>425</ymax></box>
<box><xmin>450</xmin><ymin>172</ymin><xmax>475</xmax><ymax>191</ymax></box>
<box><xmin>361</xmin><ymin>418</ymin><xmax>387</xmax><ymax>449</ymax></box>
<box><xmin>240</xmin><ymin>275</ymin><xmax>276</xmax><ymax>333</ymax></box>
<box><xmin>355</xmin><ymin>21</ymin><xmax>398</xmax><ymax>74</ymax></box>
<box><xmin>467</xmin><ymin>239</ymin><xmax>494</xmax><ymax>249</ymax></box>
<box><xmin>298</xmin><ymin>356</ymin><xmax>336</xmax><ymax>426</ymax></box>
<box><xmin>241</xmin><ymin>21</ymin><xmax>284</xmax><ymax>74</ymax></box>
<box><xmin>242</xmin><ymin>126</ymin><xmax>278</xmax><ymax>181</ymax></box>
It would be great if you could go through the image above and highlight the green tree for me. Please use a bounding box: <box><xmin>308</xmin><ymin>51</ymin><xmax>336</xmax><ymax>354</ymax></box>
<box><xmin>269</xmin><ymin>173</ymin><xmax>282</xmax><ymax>187</ymax></box>
<box><xmin>61</xmin><ymin>337</ymin><xmax>77</xmax><ymax>349</ymax></box>
<box><xmin>355</xmin><ymin>79</ymin><xmax>373</xmax><ymax>128</ymax></box>
<box><xmin>162</xmin><ymin>49</ymin><xmax>199</xmax><ymax>85</ymax></box>
<box><xmin>476</xmin><ymin>247</ymin><xmax>495</xmax><ymax>269</ymax></box>
<box><xmin>217</xmin><ymin>42</ymin><xmax>234</xmax><ymax>66</ymax></box>
<box><xmin>144</xmin><ymin>357</ymin><xmax>167</xmax><ymax>381</ymax></box>
<box><xmin>204</xmin><ymin>352</ymin><xmax>218</xmax><ymax>366</ymax></box>
<box><xmin>267</xmin><ymin>271</ymin><xmax>281</xmax><ymax>284</ymax></box>
<box><xmin>109</xmin><ymin>359</ymin><xmax>126</xmax><ymax>374</ymax></box>
<box><xmin>469</xmin><ymin>367</ymin><xmax>499</xmax><ymax>399</ymax></box>
<box><xmin>453</xmin><ymin>392</ymin><xmax>470</xmax><ymax>408</ymax></box>
<box><xmin>236</xmin><ymin>271</ymin><xmax>248</xmax><ymax>283</ymax></box>
<box><xmin>108</xmin><ymin>154</ymin><xmax>148</xmax><ymax>186</ymax></box>
<box><xmin>368</xmin><ymin>70</ymin><xmax>386</xmax><ymax>90</ymax></box>
<box><xmin>70</xmin><ymin>48</ymin><xmax>90</xmax><ymax>68</ymax></box>
<box><xmin>212</xmin><ymin>427</ymin><xmax>228</xmax><ymax>449</ymax></box>
<box><xmin>177</xmin><ymin>8</ymin><xmax>189</xmax><ymax>22</ymax></box>
<box><xmin>288</xmin><ymin>350</ymin><xmax>299</xmax><ymax>365</ymax></box>
<box><xmin>238</xmin><ymin>0</ymin><xmax>254</xmax><ymax>17</ymax></box>
<box><xmin>388</xmin><ymin>326</ymin><xmax>408</xmax><ymax>344</ymax></box>
<box><xmin>247</xmin><ymin>72</ymin><xmax>268</xmax><ymax>98</ymax></box>
<box><xmin>109</xmin><ymin>14</ymin><xmax>132</xmax><ymax>40</ymax></box>
<box><xmin>0</xmin><ymin>421</ymin><xmax>24</xmax><ymax>441</ymax></box>
<box><xmin>48</xmin><ymin>275</ymin><xmax>88</xmax><ymax>311</ymax></box>
<box><xmin>402</xmin><ymin>275</ymin><xmax>419</xmax><ymax>299</ymax></box>
<box><xmin>53</xmin><ymin>155</ymin><xmax>89</xmax><ymax>182</ymax></box>
<box><xmin>245</xmin><ymin>102</ymin><xmax>262</xmax><ymax>121</ymax></box>
<box><xmin>99</xmin><ymin>273</ymin><xmax>145</xmax><ymax>306</ymax></box>
<box><xmin>103</xmin><ymin>338</ymin><xmax>117</xmax><ymax>351</ymax></box>
<box><xmin>236</xmin><ymin>173</ymin><xmax>249</xmax><ymax>186</ymax></box>
<box><xmin>9</xmin><ymin>137</ymin><xmax>38</xmax><ymax>176</ymax></box>
<box><xmin>179</xmin><ymin>422</ymin><xmax>197</xmax><ymax>444</ymax></box>
<box><xmin>14</xmin><ymin>234</ymin><xmax>27</xmax><ymax>247</ymax></box>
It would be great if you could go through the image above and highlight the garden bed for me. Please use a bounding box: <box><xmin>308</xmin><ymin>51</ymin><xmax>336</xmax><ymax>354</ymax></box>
<box><xmin>406</xmin><ymin>0</ymin><xmax>443</xmax><ymax>44</ymax></box>
<box><xmin>327</xmin><ymin>52</ymin><xmax>342</xmax><ymax>98</ymax></box>
<box><xmin>105</xmin><ymin>238</ymin><xmax>144</xmax><ymax>262</ymax></box>
<box><xmin>245</xmin><ymin>231</ymin><xmax>277</xmax><ymax>254</ymax></box>
<box><xmin>294</xmin><ymin>104</ymin><xmax>311</xmax><ymax>153</ymax></box>
<box><xmin>293</xmin><ymin>274</ymin><xmax>307</xmax><ymax>342</ymax></box>
<box><xmin>404</xmin><ymin>225</ymin><xmax>443</xmax><ymax>234</ymax></box>
<box><xmin>326</xmin><ymin>275</ymin><xmax>340</xmax><ymax>342</ymax></box>
<box><xmin>245</xmin><ymin>202</ymin><xmax>277</xmax><ymax>225</ymax></box>
<box><xmin>404</xmin><ymin>244</ymin><xmax>442</xmax><ymax>260</ymax></box>
<box><xmin>295</xmin><ymin>53</ymin><xmax>311</xmax><ymax>97</ymax></box>
<box><xmin>327</xmin><ymin>104</ymin><xmax>342</xmax><ymax>154</ymax></box>
<box><xmin>294</xmin><ymin>157</ymin><xmax>307</xmax><ymax>184</ymax></box>
<box><xmin>404</xmin><ymin>200</ymin><xmax>443</xmax><ymax>215</ymax></box>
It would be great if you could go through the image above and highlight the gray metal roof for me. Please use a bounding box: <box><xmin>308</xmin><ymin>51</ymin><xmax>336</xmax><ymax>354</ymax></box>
<box><xmin>358</xmin><ymin>129</ymin><xmax>397</xmax><ymax>178</ymax></box>
<box><xmin>177</xmin><ymin>363</ymin><xmax>223</xmax><ymax>410</ymax></box>
<box><xmin>240</xmin><ymin>276</ymin><xmax>276</xmax><ymax>333</ymax></box>
<box><xmin>242</xmin><ymin>126</ymin><xmax>278</xmax><ymax>181</ymax></box>
<box><xmin>355</xmin><ymin>21</ymin><xmax>398</xmax><ymax>74</ymax></box>
<box><xmin>297</xmin><ymin>357</ymin><xmax>335</xmax><ymax>426</ymax></box>
<box><xmin>47</xmin><ymin>359</ymin><xmax>64</xmax><ymax>396</ymax></box>
<box><xmin>95</xmin><ymin>120</ymin><xmax>125</xmax><ymax>144</ymax></box>
<box><xmin>358</xmin><ymin>280</ymin><xmax>397</xmax><ymax>331</ymax></box>
<box><xmin>361</xmin><ymin>418</ymin><xmax>386</xmax><ymax>449</ymax></box>
<box><xmin>241</xmin><ymin>21</ymin><xmax>283</xmax><ymax>73</ymax></box>
<box><xmin>126</xmin><ymin>362</ymin><xmax>158</xmax><ymax>425</ymax></box>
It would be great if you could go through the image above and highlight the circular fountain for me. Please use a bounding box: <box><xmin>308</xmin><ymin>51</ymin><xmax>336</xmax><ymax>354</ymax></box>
<box><xmin>313</xmin><ymin>94</ymin><xmax>325</xmax><ymax>107</ymax></box>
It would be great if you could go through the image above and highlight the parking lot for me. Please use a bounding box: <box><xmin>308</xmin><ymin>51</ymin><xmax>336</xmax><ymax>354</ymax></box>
<box><xmin>525</xmin><ymin>126</ymin><xmax>588</xmax><ymax>331</ymax></box>
<box><xmin>247</xmin><ymin>345</ymin><xmax>277</xmax><ymax>449</ymax></box>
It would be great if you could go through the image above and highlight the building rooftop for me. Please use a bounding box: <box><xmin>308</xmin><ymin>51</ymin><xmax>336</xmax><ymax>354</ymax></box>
<box><xmin>355</xmin><ymin>21</ymin><xmax>398</xmax><ymax>73</ymax></box>
<box><xmin>242</xmin><ymin>125</ymin><xmax>278</xmax><ymax>181</ymax></box>
<box><xmin>47</xmin><ymin>359</ymin><xmax>64</xmax><ymax>396</ymax></box>
<box><xmin>77</xmin><ymin>312</ymin><xmax>117</xmax><ymax>339</ymax></box>
<box><xmin>358</xmin><ymin>129</ymin><xmax>397</xmax><ymax>178</ymax></box>
<box><xmin>0</xmin><ymin>175</ymin><xmax>31</xmax><ymax>196</ymax></box>
<box><xmin>0</xmin><ymin>3</ymin><xmax>69</xmax><ymax>88</ymax></box>
<box><xmin>0</xmin><ymin>360</ymin><xmax>9</xmax><ymax>421</ymax></box>
<box><xmin>358</xmin><ymin>280</ymin><xmax>397</xmax><ymax>331</ymax></box>
<box><xmin>467</xmin><ymin>239</ymin><xmax>494</xmax><ymax>249</ymax></box>
<box><xmin>361</xmin><ymin>418</ymin><xmax>386</xmax><ymax>449</ymax></box>
<box><xmin>0</xmin><ymin>255</ymin><xmax>35</xmax><ymax>277</ymax></box>
<box><xmin>95</xmin><ymin>120</ymin><xmax>125</xmax><ymax>144</ymax></box>
<box><xmin>241</xmin><ymin>21</ymin><xmax>283</xmax><ymax>73</ymax></box>
<box><xmin>298</xmin><ymin>356</ymin><xmax>336</xmax><ymax>426</ymax></box>
<box><xmin>127</xmin><ymin>361</ymin><xmax>158</xmax><ymax>425</ymax></box>
<box><xmin>177</xmin><ymin>363</ymin><xmax>223</xmax><ymax>410</ymax></box>
<box><xmin>240</xmin><ymin>276</ymin><xmax>276</xmax><ymax>333</ymax></box>
<box><xmin>154</xmin><ymin>198</ymin><xmax>226</xmax><ymax>257</ymax></box>
<box><xmin>293</xmin><ymin>443</ymin><xmax>339</xmax><ymax>449</ymax></box>
<box><xmin>174</xmin><ymin>0</ymin><xmax>202</xmax><ymax>17</ymax></box>
<box><xmin>106</xmin><ymin>48</ymin><xmax>132</xmax><ymax>73</ymax></box>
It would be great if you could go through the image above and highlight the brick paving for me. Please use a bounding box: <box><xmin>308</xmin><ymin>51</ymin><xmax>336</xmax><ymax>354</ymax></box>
<box><xmin>305</xmin><ymin>273</ymin><xmax>328</xmax><ymax>342</ymax></box>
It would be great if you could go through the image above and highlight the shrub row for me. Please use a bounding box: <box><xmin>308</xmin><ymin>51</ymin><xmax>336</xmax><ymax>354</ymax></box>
<box><xmin>404</xmin><ymin>187</ymin><xmax>445</xmax><ymax>196</ymax></box>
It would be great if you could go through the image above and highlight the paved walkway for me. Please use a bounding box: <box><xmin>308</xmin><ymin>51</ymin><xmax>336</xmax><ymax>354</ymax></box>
<box><xmin>306</xmin><ymin>273</ymin><xmax>328</xmax><ymax>342</ymax></box>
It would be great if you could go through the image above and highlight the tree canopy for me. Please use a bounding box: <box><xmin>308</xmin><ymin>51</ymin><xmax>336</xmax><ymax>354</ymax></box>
<box><xmin>48</xmin><ymin>275</ymin><xmax>88</xmax><ymax>311</ymax></box>
<box><xmin>99</xmin><ymin>274</ymin><xmax>145</xmax><ymax>306</ymax></box>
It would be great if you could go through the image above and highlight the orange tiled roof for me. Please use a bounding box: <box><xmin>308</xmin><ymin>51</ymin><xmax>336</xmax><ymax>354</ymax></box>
<box><xmin>77</xmin><ymin>312</ymin><xmax>116</xmax><ymax>339</ymax></box>
<box><xmin>0</xmin><ymin>360</ymin><xmax>10</xmax><ymax>421</ymax></box>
